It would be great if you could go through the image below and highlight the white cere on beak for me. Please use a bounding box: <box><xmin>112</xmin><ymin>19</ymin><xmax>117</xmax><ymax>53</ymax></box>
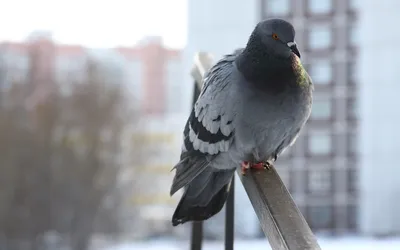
<box><xmin>287</xmin><ymin>41</ymin><xmax>296</xmax><ymax>47</ymax></box>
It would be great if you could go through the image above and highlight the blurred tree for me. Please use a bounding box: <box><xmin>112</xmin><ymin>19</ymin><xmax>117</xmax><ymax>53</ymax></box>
<box><xmin>0</xmin><ymin>48</ymin><xmax>137</xmax><ymax>250</ymax></box>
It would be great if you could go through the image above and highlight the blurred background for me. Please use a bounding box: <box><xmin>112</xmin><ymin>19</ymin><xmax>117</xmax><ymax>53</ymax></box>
<box><xmin>1</xmin><ymin>0</ymin><xmax>400</xmax><ymax>249</ymax></box>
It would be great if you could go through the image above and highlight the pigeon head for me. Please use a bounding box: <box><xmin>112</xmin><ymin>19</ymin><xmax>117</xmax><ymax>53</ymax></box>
<box><xmin>251</xmin><ymin>18</ymin><xmax>300</xmax><ymax>59</ymax></box>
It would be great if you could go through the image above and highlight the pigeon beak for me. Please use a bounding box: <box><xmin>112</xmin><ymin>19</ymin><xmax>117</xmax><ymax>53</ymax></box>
<box><xmin>287</xmin><ymin>41</ymin><xmax>301</xmax><ymax>58</ymax></box>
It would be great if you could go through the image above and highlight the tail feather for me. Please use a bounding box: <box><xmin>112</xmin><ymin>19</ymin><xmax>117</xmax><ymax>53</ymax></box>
<box><xmin>170</xmin><ymin>155</ymin><xmax>210</xmax><ymax>196</ymax></box>
<box><xmin>171</xmin><ymin>167</ymin><xmax>235</xmax><ymax>226</ymax></box>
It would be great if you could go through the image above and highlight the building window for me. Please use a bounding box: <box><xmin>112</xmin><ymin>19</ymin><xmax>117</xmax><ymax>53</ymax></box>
<box><xmin>347</xmin><ymin>168</ymin><xmax>358</xmax><ymax>193</ymax></box>
<box><xmin>311</xmin><ymin>98</ymin><xmax>332</xmax><ymax>119</ymax></box>
<box><xmin>308</xmin><ymin>169</ymin><xmax>332</xmax><ymax>193</ymax></box>
<box><xmin>347</xmin><ymin>132</ymin><xmax>357</xmax><ymax>156</ymax></box>
<box><xmin>349</xmin><ymin>0</ymin><xmax>359</xmax><ymax>11</ymax></box>
<box><xmin>347</xmin><ymin>61</ymin><xmax>358</xmax><ymax>84</ymax></box>
<box><xmin>348</xmin><ymin>23</ymin><xmax>359</xmax><ymax>47</ymax></box>
<box><xmin>347</xmin><ymin>98</ymin><xmax>357</xmax><ymax>120</ymax></box>
<box><xmin>308</xmin><ymin>24</ymin><xmax>332</xmax><ymax>50</ymax></box>
<box><xmin>308</xmin><ymin>0</ymin><xmax>332</xmax><ymax>14</ymax></box>
<box><xmin>308</xmin><ymin>205</ymin><xmax>333</xmax><ymax>229</ymax></box>
<box><xmin>309</xmin><ymin>59</ymin><xmax>332</xmax><ymax>84</ymax></box>
<box><xmin>347</xmin><ymin>204</ymin><xmax>357</xmax><ymax>229</ymax></box>
<box><xmin>266</xmin><ymin>0</ymin><xmax>290</xmax><ymax>16</ymax></box>
<box><xmin>309</xmin><ymin>133</ymin><xmax>332</xmax><ymax>155</ymax></box>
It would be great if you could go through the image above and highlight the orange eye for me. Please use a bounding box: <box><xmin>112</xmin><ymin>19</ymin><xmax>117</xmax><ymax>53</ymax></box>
<box><xmin>272</xmin><ymin>33</ymin><xmax>279</xmax><ymax>40</ymax></box>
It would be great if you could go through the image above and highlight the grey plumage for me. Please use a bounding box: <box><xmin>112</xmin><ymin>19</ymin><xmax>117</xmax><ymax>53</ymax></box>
<box><xmin>170</xmin><ymin>18</ymin><xmax>313</xmax><ymax>226</ymax></box>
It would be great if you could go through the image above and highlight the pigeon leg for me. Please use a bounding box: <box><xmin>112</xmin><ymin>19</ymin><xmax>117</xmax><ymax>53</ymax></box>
<box><xmin>252</xmin><ymin>162</ymin><xmax>272</xmax><ymax>170</ymax></box>
<box><xmin>251</xmin><ymin>162</ymin><xmax>265</xmax><ymax>169</ymax></box>
<box><xmin>241</xmin><ymin>161</ymin><xmax>250</xmax><ymax>175</ymax></box>
<box><xmin>241</xmin><ymin>161</ymin><xmax>272</xmax><ymax>175</ymax></box>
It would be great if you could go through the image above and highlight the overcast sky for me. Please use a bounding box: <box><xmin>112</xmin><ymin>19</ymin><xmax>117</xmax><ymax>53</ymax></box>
<box><xmin>0</xmin><ymin>0</ymin><xmax>187</xmax><ymax>48</ymax></box>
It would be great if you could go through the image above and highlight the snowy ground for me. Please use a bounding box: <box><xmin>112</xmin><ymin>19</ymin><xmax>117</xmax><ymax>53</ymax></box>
<box><xmin>102</xmin><ymin>237</ymin><xmax>400</xmax><ymax>250</ymax></box>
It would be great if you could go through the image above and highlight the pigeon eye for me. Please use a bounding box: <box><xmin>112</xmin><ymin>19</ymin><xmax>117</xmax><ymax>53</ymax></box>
<box><xmin>272</xmin><ymin>33</ymin><xmax>279</xmax><ymax>40</ymax></box>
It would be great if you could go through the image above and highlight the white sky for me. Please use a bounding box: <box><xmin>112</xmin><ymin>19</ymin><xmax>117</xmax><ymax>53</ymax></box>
<box><xmin>0</xmin><ymin>0</ymin><xmax>187</xmax><ymax>49</ymax></box>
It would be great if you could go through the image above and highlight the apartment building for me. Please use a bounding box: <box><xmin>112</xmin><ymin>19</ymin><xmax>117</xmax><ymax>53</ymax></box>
<box><xmin>185</xmin><ymin>0</ymin><xmax>359</xmax><ymax>235</ymax></box>
<box><xmin>261</xmin><ymin>0</ymin><xmax>359</xmax><ymax>233</ymax></box>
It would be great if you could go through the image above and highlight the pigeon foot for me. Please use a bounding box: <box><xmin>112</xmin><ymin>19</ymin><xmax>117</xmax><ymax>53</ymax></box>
<box><xmin>241</xmin><ymin>161</ymin><xmax>272</xmax><ymax>175</ymax></box>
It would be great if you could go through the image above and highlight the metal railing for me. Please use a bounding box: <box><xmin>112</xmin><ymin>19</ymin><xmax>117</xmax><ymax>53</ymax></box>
<box><xmin>189</xmin><ymin>52</ymin><xmax>322</xmax><ymax>250</ymax></box>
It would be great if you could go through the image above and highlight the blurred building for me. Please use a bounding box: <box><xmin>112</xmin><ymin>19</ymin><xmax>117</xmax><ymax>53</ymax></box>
<box><xmin>0</xmin><ymin>33</ymin><xmax>184</xmax><ymax>115</ymax></box>
<box><xmin>185</xmin><ymin>0</ymin><xmax>360</xmax><ymax>235</ymax></box>
<box><xmin>358</xmin><ymin>0</ymin><xmax>400</xmax><ymax>236</ymax></box>
<box><xmin>121</xmin><ymin>113</ymin><xmax>187</xmax><ymax>238</ymax></box>
<box><xmin>0</xmin><ymin>31</ymin><xmax>86</xmax><ymax>106</ymax></box>
<box><xmin>0</xmin><ymin>32</ymin><xmax>187</xmax><ymax>237</ymax></box>
<box><xmin>116</xmin><ymin>36</ymin><xmax>183</xmax><ymax>115</ymax></box>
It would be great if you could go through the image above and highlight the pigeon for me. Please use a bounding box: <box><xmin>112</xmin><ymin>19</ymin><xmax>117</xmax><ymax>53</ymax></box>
<box><xmin>170</xmin><ymin>18</ymin><xmax>313</xmax><ymax>226</ymax></box>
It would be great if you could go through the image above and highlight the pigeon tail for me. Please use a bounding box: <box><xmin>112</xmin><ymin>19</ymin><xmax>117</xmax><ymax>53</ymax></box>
<box><xmin>171</xmin><ymin>168</ymin><xmax>234</xmax><ymax>226</ymax></box>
